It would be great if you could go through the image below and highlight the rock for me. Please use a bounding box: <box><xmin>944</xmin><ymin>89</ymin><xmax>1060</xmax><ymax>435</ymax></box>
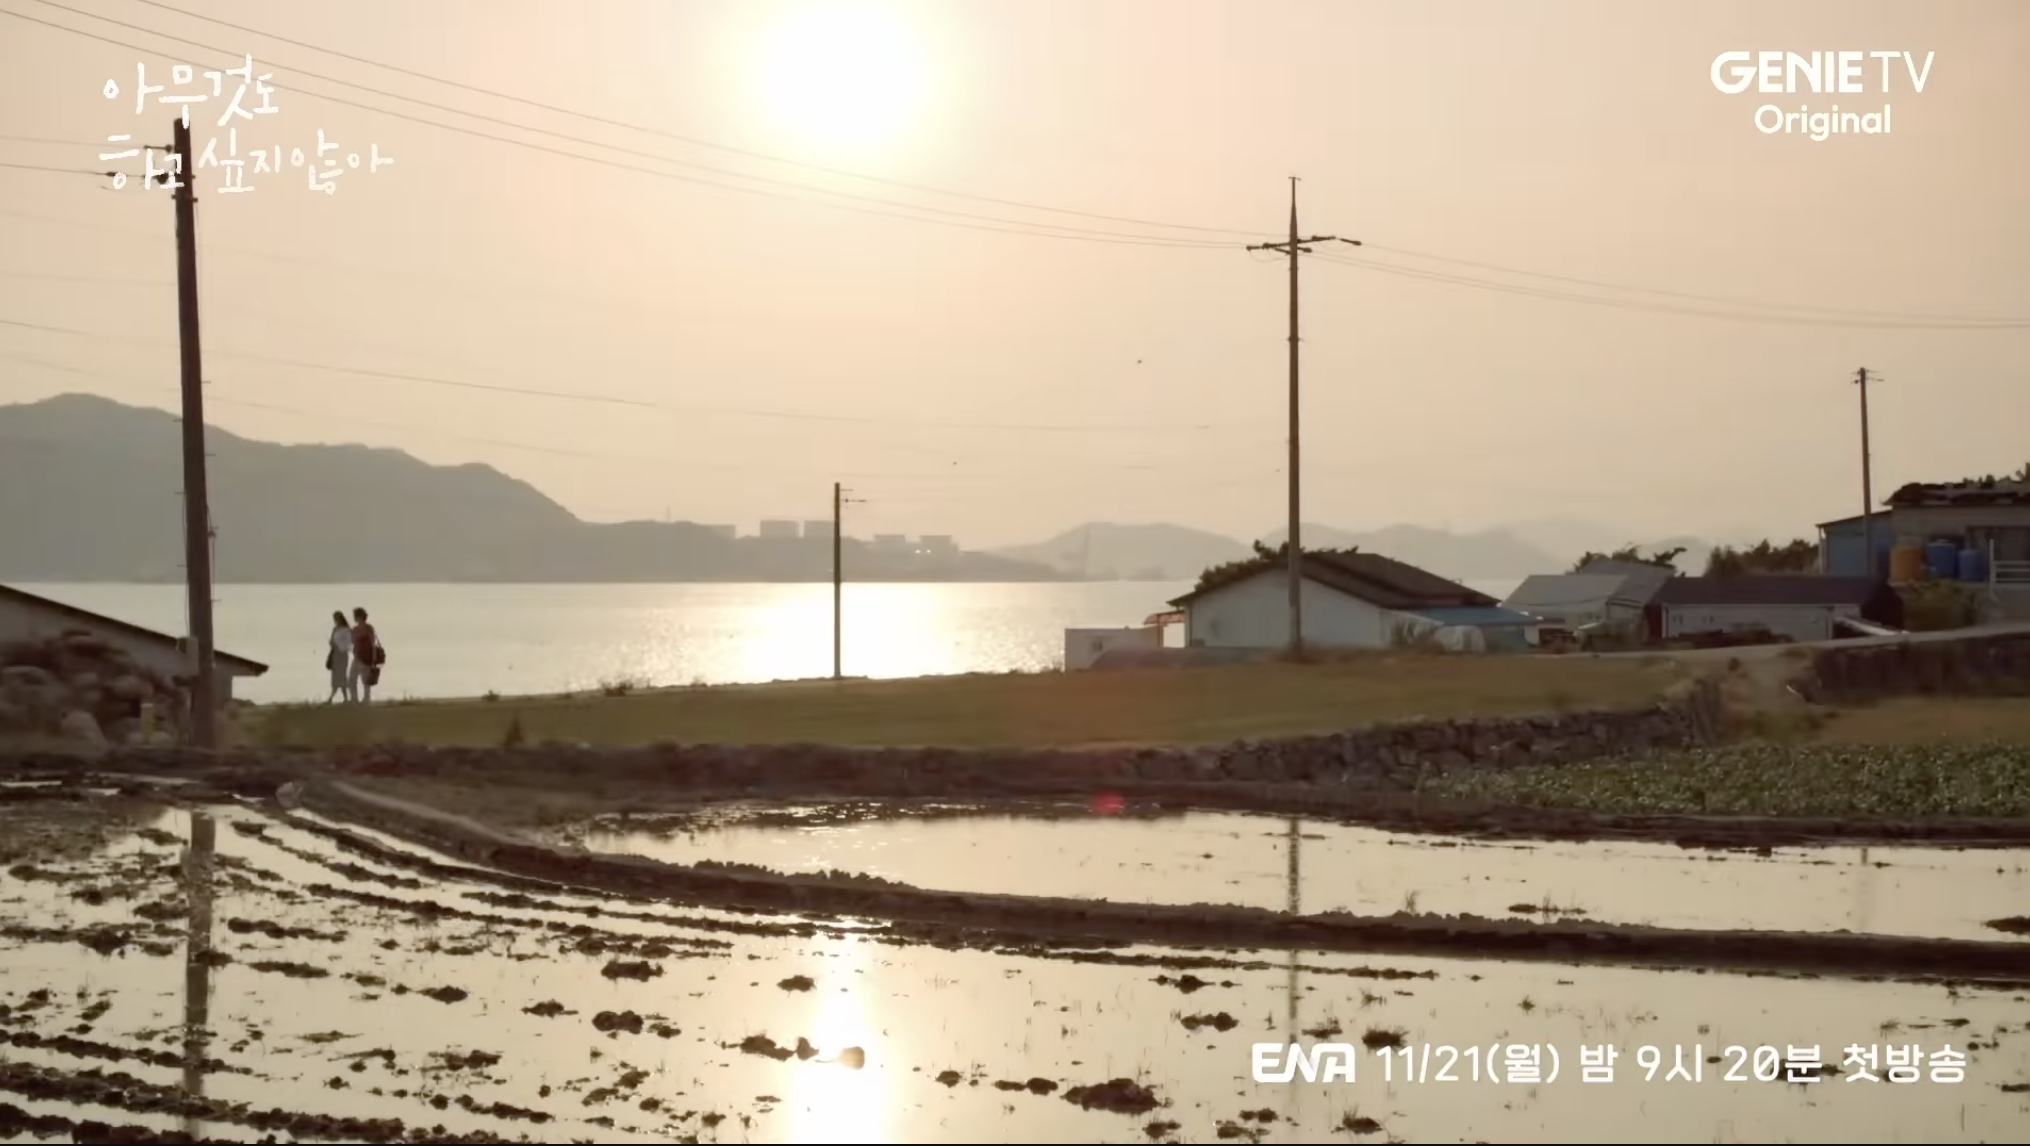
<box><xmin>58</xmin><ymin>710</ymin><xmax>106</xmax><ymax>744</ymax></box>
<box><xmin>104</xmin><ymin>717</ymin><xmax>141</xmax><ymax>745</ymax></box>
<box><xmin>0</xmin><ymin>664</ymin><xmax>56</xmax><ymax>688</ymax></box>
<box><xmin>105</xmin><ymin>674</ymin><xmax>152</xmax><ymax>701</ymax></box>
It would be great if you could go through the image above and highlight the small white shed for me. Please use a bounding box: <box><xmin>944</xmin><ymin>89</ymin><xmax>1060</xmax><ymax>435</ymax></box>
<box><xmin>1063</xmin><ymin>625</ymin><xmax>1163</xmax><ymax>671</ymax></box>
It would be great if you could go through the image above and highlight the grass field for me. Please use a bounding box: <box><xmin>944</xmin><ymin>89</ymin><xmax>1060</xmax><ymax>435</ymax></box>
<box><xmin>250</xmin><ymin>655</ymin><xmax>1690</xmax><ymax>750</ymax></box>
<box><xmin>1812</xmin><ymin>696</ymin><xmax>2030</xmax><ymax>746</ymax></box>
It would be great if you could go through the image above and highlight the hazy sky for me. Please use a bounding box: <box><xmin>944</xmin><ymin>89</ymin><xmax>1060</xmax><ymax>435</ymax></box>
<box><xmin>2</xmin><ymin>0</ymin><xmax>2025</xmax><ymax>550</ymax></box>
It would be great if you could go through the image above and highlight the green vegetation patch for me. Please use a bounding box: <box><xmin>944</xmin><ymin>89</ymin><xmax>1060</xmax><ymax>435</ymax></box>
<box><xmin>1426</xmin><ymin>743</ymin><xmax>2030</xmax><ymax>819</ymax></box>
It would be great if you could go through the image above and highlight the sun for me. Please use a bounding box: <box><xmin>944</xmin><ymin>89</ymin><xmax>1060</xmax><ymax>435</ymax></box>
<box><xmin>751</xmin><ymin>1</ymin><xmax>931</xmax><ymax>158</ymax></box>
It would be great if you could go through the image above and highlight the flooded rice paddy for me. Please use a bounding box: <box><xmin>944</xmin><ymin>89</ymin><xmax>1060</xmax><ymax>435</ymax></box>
<box><xmin>575</xmin><ymin>804</ymin><xmax>2030</xmax><ymax>944</ymax></box>
<box><xmin>1</xmin><ymin>793</ymin><xmax>2028</xmax><ymax>1143</ymax></box>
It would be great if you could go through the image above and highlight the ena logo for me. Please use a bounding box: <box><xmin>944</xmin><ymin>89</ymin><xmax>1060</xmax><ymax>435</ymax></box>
<box><xmin>1252</xmin><ymin>1042</ymin><xmax>1357</xmax><ymax>1083</ymax></box>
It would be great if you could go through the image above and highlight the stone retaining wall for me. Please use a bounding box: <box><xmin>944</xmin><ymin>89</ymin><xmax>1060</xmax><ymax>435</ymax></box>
<box><xmin>1</xmin><ymin>680</ymin><xmax>1727</xmax><ymax>795</ymax></box>
<box><xmin>1804</xmin><ymin>631</ymin><xmax>2030</xmax><ymax>704</ymax></box>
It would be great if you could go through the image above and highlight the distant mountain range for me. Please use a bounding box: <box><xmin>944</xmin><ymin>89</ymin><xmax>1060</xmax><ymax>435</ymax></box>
<box><xmin>989</xmin><ymin>522</ymin><xmax>1718</xmax><ymax>584</ymax></box>
<box><xmin>0</xmin><ymin>394</ymin><xmax>1066</xmax><ymax>584</ymax></box>
<box><xmin>1</xmin><ymin>393</ymin><xmax>1718</xmax><ymax>585</ymax></box>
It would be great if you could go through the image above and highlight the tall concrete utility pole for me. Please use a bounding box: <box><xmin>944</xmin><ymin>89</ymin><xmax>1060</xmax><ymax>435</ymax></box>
<box><xmin>1247</xmin><ymin>179</ymin><xmax>1359</xmax><ymax>656</ymax></box>
<box><xmin>1855</xmin><ymin>367</ymin><xmax>1877</xmax><ymax>577</ymax></box>
<box><xmin>171</xmin><ymin>119</ymin><xmax>218</xmax><ymax>749</ymax></box>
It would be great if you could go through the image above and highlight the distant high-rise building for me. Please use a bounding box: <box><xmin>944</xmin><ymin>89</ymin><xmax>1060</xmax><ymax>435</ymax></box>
<box><xmin>758</xmin><ymin>520</ymin><xmax>799</xmax><ymax>539</ymax></box>
<box><xmin>802</xmin><ymin>520</ymin><xmax>836</xmax><ymax>539</ymax></box>
<box><xmin>699</xmin><ymin>524</ymin><xmax>736</xmax><ymax>539</ymax></box>
<box><xmin>919</xmin><ymin>534</ymin><xmax>958</xmax><ymax>557</ymax></box>
<box><xmin>872</xmin><ymin>533</ymin><xmax>908</xmax><ymax>554</ymax></box>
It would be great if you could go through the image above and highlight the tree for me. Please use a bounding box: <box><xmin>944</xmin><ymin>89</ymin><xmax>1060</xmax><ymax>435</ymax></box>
<box><xmin>1568</xmin><ymin>544</ymin><xmax>1685</xmax><ymax>574</ymax></box>
<box><xmin>1703</xmin><ymin>538</ymin><xmax>1819</xmax><ymax>577</ymax></box>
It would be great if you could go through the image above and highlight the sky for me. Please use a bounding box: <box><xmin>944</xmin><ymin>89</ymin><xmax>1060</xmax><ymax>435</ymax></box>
<box><xmin>0</xmin><ymin>0</ymin><xmax>2025</xmax><ymax>551</ymax></box>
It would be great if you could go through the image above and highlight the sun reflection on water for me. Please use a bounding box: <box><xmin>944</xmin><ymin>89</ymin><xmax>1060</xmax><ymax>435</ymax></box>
<box><xmin>783</xmin><ymin>940</ymin><xmax>892</xmax><ymax>1144</ymax></box>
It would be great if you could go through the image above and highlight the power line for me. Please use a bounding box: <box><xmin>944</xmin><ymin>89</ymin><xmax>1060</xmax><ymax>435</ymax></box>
<box><xmin>0</xmin><ymin>159</ymin><xmax>118</xmax><ymax>176</ymax></box>
<box><xmin>0</xmin><ymin>313</ymin><xmax>1237</xmax><ymax>432</ymax></box>
<box><xmin>5</xmin><ymin>3</ymin><xmax>1231</xmax><ymax>249</ymax></box>
<box><xmin>1357</xmin><ymin>242</ymin><xmax>2030</xmax><ymax>326</ymax></box>
<box><xmin>0</xmin><ymin>132</ymin><xmax>108</xmax><ymax>146</ymax></box>
<box><xmin>125</xmin><ymin>0</ymin><xmax>1260</xmax><ymax>241</ymax></box>
<box><xmin>95</xmin><ymin>0</ymin><xmax>2030</xmax><ymax>326</ymax></box>
<box><xmin>14</xmin><ymin>2</ymin><xmax>2024</xmax><ymax>323</ymax></box>
<box><xmin>1314</xmin><ymin>253</ymin><xmax>2030</xmax><ymax>330</ymax></box>
<box><xmin>0</xmin><ymin>265</ymin><xmax>168</xmax><ymax>285</ymax></box>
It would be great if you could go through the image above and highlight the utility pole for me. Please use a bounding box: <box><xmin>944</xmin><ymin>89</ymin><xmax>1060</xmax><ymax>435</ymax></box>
<box><xmin>1247</xmin><ymin>179</ymin><xmax>1359</xmax><ymax>657</ymax></box>
<box><xmin>831</xmin><ymin>483</ymin><xmax>863</xmax><ymax>680</ymax></box>
<box><xmin>170</xmin><ymin>119</ymin><xmax>218</xmax><ymax>749</ymax></box>
<box><xmin>1855</xmin><ymin>368</ymin><xmax>1877</xmax><ymax>578</ymax></box>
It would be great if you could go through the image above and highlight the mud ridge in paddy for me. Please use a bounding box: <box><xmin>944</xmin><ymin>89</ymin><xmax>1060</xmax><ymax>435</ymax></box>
<box><xmin>581</xmin><ymin>791</ymin><xmax>2030</xmax><ymax>851</ymax></box>
<box><xmin>0</xmin><ymin>1062</ymin><xmax>522</xmax><ymax>1144</ymax></box>
<box><xmin>12</xmin><ymin>752</ymin><xmax>2030</xmax><ymax>849</ymax></box>
<box><xmin>297</xmin><ymin>778</ymin><xmax>2030</xmax><ymax>986</ymax></box>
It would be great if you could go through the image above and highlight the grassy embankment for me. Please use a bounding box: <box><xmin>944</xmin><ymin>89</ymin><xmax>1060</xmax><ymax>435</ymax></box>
<box><xmin>251</xmin><ymin>655</ymin><xmax>1687</xmax><ymax>750</ymax></box>
<box><xmin>241</xmin><ymin>654</ymin><xmax>2030</xmax><ymax>823</ymax></box>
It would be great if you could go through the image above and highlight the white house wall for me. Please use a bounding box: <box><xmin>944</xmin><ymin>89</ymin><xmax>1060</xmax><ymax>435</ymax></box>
<box><xmin>1661</xmin><ymin>603</ymin><xmax>1860</xmax><ymax>644</ymax></box>
<box><xmin>1062</xmin><ymin>626</ymin><xmax>1162</xmax><ymax>671</ymax></box>
<box><xmin>1185</xmin><ymin>571</ymin><xmax>1425</xmax><ymax>649</ymax></box>
<box><xmin>0</xmin><ymin>596</ymin><xmax>248</xmax><ymax>703</ymax></box>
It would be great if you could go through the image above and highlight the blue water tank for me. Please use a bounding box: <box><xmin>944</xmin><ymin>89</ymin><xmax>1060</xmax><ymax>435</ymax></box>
<box><xmin>1959</xmin><ymin>547</ymin><xmax>1987</xmax><ymax>584</ymax></box>
<box><xmin>1924</xmin><ymin>540</ymin><xmax>1960</xmax><ymax>580</ymax></box>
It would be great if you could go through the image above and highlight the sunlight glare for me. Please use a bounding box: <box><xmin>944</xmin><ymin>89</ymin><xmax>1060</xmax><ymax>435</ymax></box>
<box><xmin>784</xmin><ymin>942</ymin><xmax>892</xmax><ymax>1144</ymax></box>
<box><xmin>752</xmin><ymin>0</ymin><xmax>931</xmax><ymax>157</ymax></box>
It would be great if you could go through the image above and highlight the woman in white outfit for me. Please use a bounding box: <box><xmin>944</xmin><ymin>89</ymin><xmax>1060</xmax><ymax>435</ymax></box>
<box><xmin>325</xmin><ymin>610</ymin><xmax>353</xmax><ymax>703</ymax></box>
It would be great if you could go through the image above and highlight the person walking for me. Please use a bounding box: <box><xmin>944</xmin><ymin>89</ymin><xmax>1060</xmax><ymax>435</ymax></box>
<box><xmin>348</xmin><ymin>607</ymin><xmax>384</xmax><ymax>705</ymax></box>
<box><xmin>324</xmin><ymin>610</ymin><xmax>353</xmax><ymax>703</ymax></box>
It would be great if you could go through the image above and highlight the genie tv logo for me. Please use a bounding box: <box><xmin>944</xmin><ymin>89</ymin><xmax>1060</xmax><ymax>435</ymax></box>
<box><xmin>1710</xmin><ymin>50</ymin><xmax>1933</xmax><ymax>140</ymax></box>
<box><xmin>1253</xmin><ymin>1042</ymin><xmax>1358</xmax><ymax>1084</ymax></box>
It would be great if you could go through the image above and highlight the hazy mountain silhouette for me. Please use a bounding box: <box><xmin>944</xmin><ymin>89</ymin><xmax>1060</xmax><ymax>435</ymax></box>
<box><xmin>999</xmin><ymin>521</ymin><xmax>1715</xmax><ymax>583</ymax></box>
<box><xmin>0</xmin><ymin>394</ymin><xmax>1066</xmax><ymax>584</ymax></box>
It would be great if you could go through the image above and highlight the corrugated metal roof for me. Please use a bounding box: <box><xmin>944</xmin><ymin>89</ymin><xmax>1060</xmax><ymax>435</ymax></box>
<box><xmin>1885</xmin><ymin>479</ymin><xmax>2030</xmax><ymax>508</ymax></box>
<box><xmin>1502</xmin><ymin>574</ymin><xmax>1627</xmax><ymax>612</ymax></box>
<box><xmin>1411</xmin><ymin>606</ymin><xmax>1539</xmax><ymax>627</ymax></box>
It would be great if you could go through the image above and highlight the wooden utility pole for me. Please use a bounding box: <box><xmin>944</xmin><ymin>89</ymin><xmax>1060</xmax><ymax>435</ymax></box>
<box><xmin>832</xmin><ymin>483</ymin><xmax>843</xmax><ymax>679</ymax></box>
<box><xmin>1855</xmin><ymin>367</ymin><xmax>1877</xmax><ymax>577</ymax></box>
<box><xmin>1248</xmin><ymin>180</ymin><xmax>1359</xmax><ymax>656</ymax></box>
<box><xmin>171</xmin><ymin>119</ymin><xmax>218</xmax><ymax>748</ymax></box>
<box><xmin>830</xmin><ymin>484</ymin><xmax>862</xmax><ymax>680</ymax></box>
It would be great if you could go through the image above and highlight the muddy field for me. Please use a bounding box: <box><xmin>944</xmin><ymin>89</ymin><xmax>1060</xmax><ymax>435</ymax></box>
<box><xmin>0</xmin><ymin>778</ymin><xmax>2027</xmax><ymax>1143</ymax></box>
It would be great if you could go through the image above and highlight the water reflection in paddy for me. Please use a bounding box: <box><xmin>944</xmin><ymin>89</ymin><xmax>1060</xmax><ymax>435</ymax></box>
<box><xmin>4</xmin><ymin>804</ymin><xmax>2030</xmax><ymax>1144</ymax></box>
<box><xmin>580</xmin><ymin>806</ymin><xmax>2030</xmax><ymax>942</ymax></box>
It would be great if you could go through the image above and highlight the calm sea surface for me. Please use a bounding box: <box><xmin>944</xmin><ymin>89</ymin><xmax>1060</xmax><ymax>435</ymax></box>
<box><xmin>17</xmin><ymin>579</ymin><xmax>1523</xmax><ymax>703</ymax></box>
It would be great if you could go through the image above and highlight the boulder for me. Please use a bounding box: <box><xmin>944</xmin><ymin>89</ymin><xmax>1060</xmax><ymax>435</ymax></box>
<box><xmin>106</xmin><ymin>673</ymin><xmax>153</xmax><ymax>701</ymax></box>
<box><xmin>58</xmin><ymin>709</ymin><xmax>106</xmax><ymax>744</ymax></box>
<box><xmin>0</xmin><ymin>664</ymin><xmax>56</xmax><ymax>689</ymax></box>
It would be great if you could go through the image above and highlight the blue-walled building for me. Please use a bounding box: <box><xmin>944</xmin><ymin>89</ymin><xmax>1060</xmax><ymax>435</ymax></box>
<box><xmin>1816</xmin><ymin>513</ymin><xmax>1894</xmax><ymax>579</ymax></box>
